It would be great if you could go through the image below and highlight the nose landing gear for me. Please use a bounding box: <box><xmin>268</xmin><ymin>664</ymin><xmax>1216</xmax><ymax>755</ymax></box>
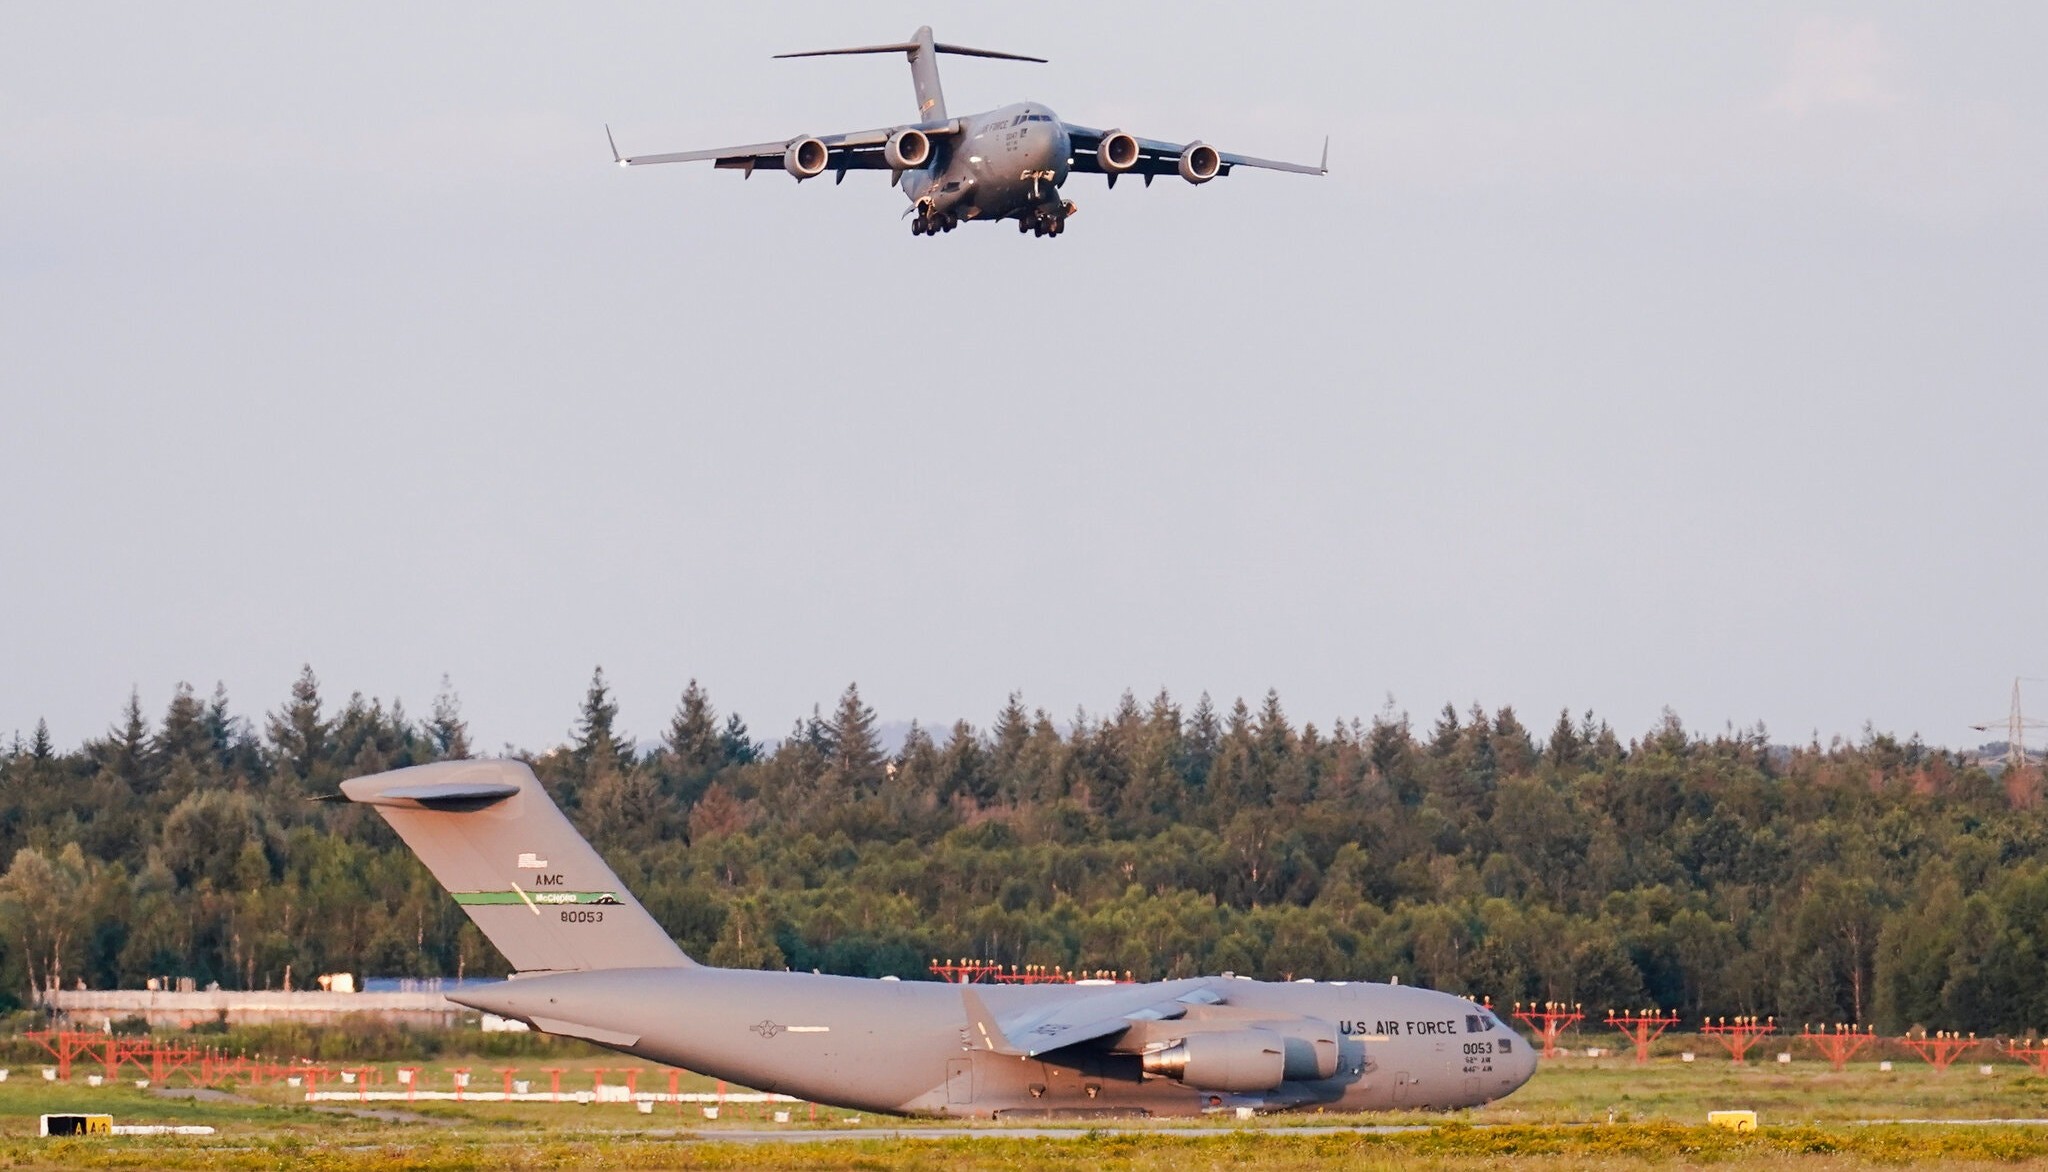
<box><xmin>911</xmin><ymin>201</ymin><xmax>960</xmax><ymax>236</ymax></box>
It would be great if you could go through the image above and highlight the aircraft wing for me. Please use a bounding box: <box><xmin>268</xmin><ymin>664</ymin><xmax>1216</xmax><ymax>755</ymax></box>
<box><xmin>1064</xmin><ymin>124</ymin><xmax>1327</xmax><ymax>178</ymax></box>
<box><xmin>960</xmin><ymin>979</ymin><xmax>1225</xmax><ymax>1058</ymax></box>
<box><xmin>608</xmin><ymin>121</ymin><xmax>963</xmax><ymax>174</ymax></box>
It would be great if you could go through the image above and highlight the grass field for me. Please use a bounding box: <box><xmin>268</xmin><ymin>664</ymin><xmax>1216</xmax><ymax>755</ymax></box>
<box><xmin>4</xmin><ymin>1050</ymin><xmax>2048</xmax><ymax>1167</ymax></box>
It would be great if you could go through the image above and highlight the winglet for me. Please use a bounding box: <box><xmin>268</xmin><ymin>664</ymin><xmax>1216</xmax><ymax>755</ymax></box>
<box><xmin>606</xmin><ymin>124</ymin><xmax>627</xmax><ymax>167</ymax></box>
<box><xmin>960</xmin><ymin>987</ymin><xmax>1022</xmax><ymax>1055</ymax></box>
<box><xmin>1320</xmin><ymin>136</ymin><xmax>1330</xmax><ymax>175</ymax></box>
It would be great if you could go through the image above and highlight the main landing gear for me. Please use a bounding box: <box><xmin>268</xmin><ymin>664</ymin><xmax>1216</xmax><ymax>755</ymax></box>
<box><xmin>911</xmin><ymin>203</ymin><xmax>959</xmax><ymax>236</ymax></box>
<box><xmin>1017</xmin><ymin>201</ymin><xmax>1078</xmax><ymax>239</ymax></box>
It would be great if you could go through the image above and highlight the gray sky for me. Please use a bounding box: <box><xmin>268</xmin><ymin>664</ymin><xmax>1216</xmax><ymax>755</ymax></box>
<box><xmin>4</xmin><ymin>3</ymin><xmax>2045</xmax><ymax>754</ymax></box>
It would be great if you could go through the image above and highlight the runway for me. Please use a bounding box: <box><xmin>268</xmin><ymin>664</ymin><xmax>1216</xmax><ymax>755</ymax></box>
<box><xmin>675</xmin><ymin>1124</ymin><xmax>1435</xmax><ymax>1142</ymax></box>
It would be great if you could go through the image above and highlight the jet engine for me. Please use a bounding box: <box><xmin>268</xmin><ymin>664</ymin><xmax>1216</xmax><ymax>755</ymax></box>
<box><xmin>1275</xmin><ymin>1020</ymin><xmax>1341</xmax><ymax>1080</ymax></box>
<box><xmin>885</xmin><ymin>128</ymin><xmax>933</xmax><ymax>170</ymax></box>
<box><xmin>1178</xmin><ymin>142</ymin><xmax>1221</xmax><ymax>184</ymax></box>
<box><xmin>1141</xmin><ymin>1029</ymin><xmax>1288</xmax><ymax>1092</ymax></box>
<box><xmin>1097</xmin><ymin>129</ymin><xmax>1141</xmax><ymax>174</ymax></box>
<box><xmin>784</xmin><ymin>137</ymin><xmax>830</xmax><ymax>180</ymax></box>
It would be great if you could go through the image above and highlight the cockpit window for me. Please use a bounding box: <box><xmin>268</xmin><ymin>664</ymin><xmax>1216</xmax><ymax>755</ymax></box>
<box><xmin>1465</xmin><ymin>1015</ymin><xmax>1483</xmax><ymax>1033</ymax></box>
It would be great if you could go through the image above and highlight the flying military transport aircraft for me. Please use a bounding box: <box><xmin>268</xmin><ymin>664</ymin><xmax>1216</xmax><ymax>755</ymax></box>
<box><xmin>606</xmin><ymin>25</ymin><xmax>1327</xmax><ymax>238</ymax></box>
<box><xmin>344</xmin><ymin>760</ymin><xmax>1535</xmax><ymax>1117</ymax></box>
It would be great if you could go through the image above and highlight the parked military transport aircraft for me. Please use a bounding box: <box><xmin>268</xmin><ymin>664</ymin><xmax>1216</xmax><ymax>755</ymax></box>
<box><xmin>343</xmin><ymin>760</ymin><xmax>1535</xmax><ymax>1117</ymax></box>
<box><xmin>606</xmin><ymin>25</ymin><xmax>1327</xmax><ymax>238</ymax></box>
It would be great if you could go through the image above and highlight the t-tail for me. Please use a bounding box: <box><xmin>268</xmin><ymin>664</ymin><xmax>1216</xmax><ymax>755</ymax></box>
<box><xmin>340</xmin><ymin>760</ymin><xmax>690</xmax><ymax>974</ymax></box>
<box><xmin>775</xmin><ymin>25</ymin><xmax>1045</xmax><ymax>122</ymax></box>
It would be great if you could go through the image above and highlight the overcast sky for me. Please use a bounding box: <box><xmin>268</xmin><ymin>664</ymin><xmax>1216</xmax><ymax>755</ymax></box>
<box><xmin>4</xmin><ymin>3</ymin><xmax>2045</xmax><ymax>754</ymax></box>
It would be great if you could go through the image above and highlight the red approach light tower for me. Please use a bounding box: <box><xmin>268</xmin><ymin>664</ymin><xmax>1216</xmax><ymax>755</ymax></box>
<box><xmin>928</xmin><ymin>957</ymin><xmax>1004</xmax><ymax>983</ymax></box>
<box><xmin>1900</xmin><ymin>1029</ymin><xmax>1978</xmax><ymax>1071</ymax></box>
<box><xmin>2001</xmin><ymin>1037</ymin><xmax>2048</xmax><ymax>1074</ymax></box>
<box><xmin>1700</xmin><ymin>1016</ymin><xmax>1776</xmax><ymax>1064</ymax></box>
<box><xmin>1605</xmin><ymin>1008</ymin><xmax>1680</xmax><ymax>1064</ymax></box>
<box><xmin>1512</xmin><ymin>1002</ymin><xmax>1584</xmax><ymax>1059</ymax></box>
<box><xmin>928</xmin><ymin>959</ymin><xmax>1132</xmax><ymax>985</ymax></box>
<box><xmin>1799</xmin><ymin>1023</ymin><xmax>1876</xmax><ymax>1071</ymax></box>
<box><xmin>998</xmin><ymin>964</ymin><xmax>1070</xmax><ymax>984</ymax></box>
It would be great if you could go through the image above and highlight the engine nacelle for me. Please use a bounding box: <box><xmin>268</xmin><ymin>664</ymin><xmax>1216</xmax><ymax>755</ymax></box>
<box><xmin>784</xmin><ymin>136</ymin><xmax>829</xmax><ymax>180</ymax></box>
<box><xmin>1097</xmin><ymin>129</ymin><xmax>1141</xmax><ymax>174</ymax></box>
<box><xmin>1179</xmin><ymin>141</ymin><xmax>1221</xmax><ymax>184</ymax></box>
<box><xmin>1275</xmin><ymin>1020</ymin><xmax>1341</xmax><ymax>1080</ymax></box>
<box><xmin>885</xmin><ymin>128</ymin><xmax>933</xmax><ymax>171</ymax></box>
<box><xmin>1141</xmin><ymin>1029</ymin><xmax>1288</xmax><ymax>1092</ymax></box>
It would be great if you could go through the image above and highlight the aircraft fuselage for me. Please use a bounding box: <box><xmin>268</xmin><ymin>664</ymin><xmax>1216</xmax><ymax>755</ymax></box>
<box><xmin>904</xmin><ymin>103</ymin><xmax>1072</xmax><ymax>228</ymax></box>
<box><xmin>456</xmin><ymin>967</ymin><xmax>1538</xmax><ymax>1119</ymax></box>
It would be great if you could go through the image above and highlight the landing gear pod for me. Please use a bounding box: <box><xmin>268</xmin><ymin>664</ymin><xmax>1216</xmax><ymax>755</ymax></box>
<box><xmin>784</xmin><ymin>137</ymin><xmax>830</xmax><ymax>180</ymax></box>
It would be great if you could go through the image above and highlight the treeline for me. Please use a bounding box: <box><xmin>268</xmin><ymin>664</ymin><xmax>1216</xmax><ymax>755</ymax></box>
<box><xmin>2</xmin><ymin>669</ymin><xmax>2044</xmax><ymax>1035</ymax></box>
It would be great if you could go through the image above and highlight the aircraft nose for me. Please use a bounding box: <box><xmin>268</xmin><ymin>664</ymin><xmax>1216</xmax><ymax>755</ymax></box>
<box><xmin>1034</xmin><ymin>126</ymin><xmax>1064</xmax><ymax>169</ymax></box>
<box><xmin>1511</xmin><ymin>1032</ymin><xmax>1540</xmax><ymax>1088</ymax></box>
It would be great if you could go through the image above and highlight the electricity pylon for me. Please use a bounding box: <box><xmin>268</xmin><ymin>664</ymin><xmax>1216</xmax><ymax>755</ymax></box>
<box><xmin>1973</xmin><ymin>678</ymin><xmax>2048</xmax><ymax>771</ymax></box>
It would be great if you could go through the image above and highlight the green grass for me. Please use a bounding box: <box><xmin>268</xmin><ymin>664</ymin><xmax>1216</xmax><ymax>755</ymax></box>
<box><xmin>11</xmin><ymin>1128</ymin><xmax>2048</xmax><ymax>1171</ymax></box>
<box><xmin>1466</xmin><ymin>1055</ymin><xmax>2048</xmax><ymax>1125</ymax></box>
<box><xmin>7</xmin><ymin>1051</ymin><xmax>2048</xmax><ymax>1166</ymax></box>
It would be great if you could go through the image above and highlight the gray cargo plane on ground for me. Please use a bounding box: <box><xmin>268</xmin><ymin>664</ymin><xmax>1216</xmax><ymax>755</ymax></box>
<box><xmin>343</xmin><ymin>760</ymin><xmax>1535</xmax><ymax>1118</ymax></box>
<box><xmin>606</xmin><ymin>25</ymin><xmax>1327</xmax><ymax>238</ymax></box>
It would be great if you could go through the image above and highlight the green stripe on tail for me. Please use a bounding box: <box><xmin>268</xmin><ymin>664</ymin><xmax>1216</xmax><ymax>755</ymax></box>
<box><xmin>453</xmin><ymin>890</ymin><xmax>621</xmax><ymax>906</ymax></box>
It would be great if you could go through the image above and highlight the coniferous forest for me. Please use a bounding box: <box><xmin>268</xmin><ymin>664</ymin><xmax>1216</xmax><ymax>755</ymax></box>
<box><xmin>2</xmin><ymin>668</ymin><xmax>2043</xmax><ymax>1036</ymax></box>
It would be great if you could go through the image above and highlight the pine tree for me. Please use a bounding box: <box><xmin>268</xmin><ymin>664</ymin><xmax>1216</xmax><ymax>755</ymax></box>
<box><xmin>991</xmin><ymin>692</ymin><xmax>1031</xmax><ymax>774</ymax></box>
<box><xmin>426</xmin><ymin>676</ymin><xmax>472</xmax><ymax>760</ymax></box>
<box><xmin>572</xmin><ymin>667</ymin><xmax>635</xmax><ymax>775</ymax></box>
<box><xmin>1183</xmin><ymin>693</ymin><xmax>1221</xmax><ymax>789</ymax></box>
<box><xmin>1428</xmin><ymin>703</ymin><xmax>1461</xmax><ymax>757</ymax></box>
<box><xmin>157</xmin><ymin>682</ymin><xmax>211</xmax><ymax>779</ymax></box>
<box><xmin>108</xmin><ymin>688</ymin><xmax>149</xmax><ymax>791</ymax></box>
<box><xmin>660</xmin><ymin>680</ymin><xmax>721</xmax><ymax>801</ymax></box>
<box><xmin>1256</xmin><ymin>689</ymin><xmax>1293</xmax><ymax>759</ymax></box>
<box><xmin>265</xmin><ymin>665</ymin><xmax>331</xmax><ymax>787</ymax></box>
<box><xmin>889</xmin><ymin>721</ymin><xmax>942</xmax><ymax>814</ymax></box>
<box><xmin>939</xmin><ymin>720</ymin><xmax>991</xmax><ymax>805</ymax></box>
<box><xmin>1492</xmin><ymin>706</ymin><xmax>1536</xmax><ymax>776</ymax></box>
<box><xmin>1367</xmin><ymin>702</ymin><xmax>1419</xmax><ymax>805</ymax></box>
<box><xmin>203</xmin><ymin>683</ymin><xmax>244</xmax><ymax>774</ymax></box>
<box><xmin>824</xmin><ymin>683</ymin><xmax>885</xmax><ymax>794</ymax></box>
<box><xmin>1545</xmin><ymin>708</ymin><xmax>1582</xmax><ymax>769</ymax></box>
<box><xmin>27</xmin><ymin>719</ymin><xmax>54</xmax><ymax>787</ymax></box>
<box><xmin>720</xmin><ymin>713</ymin><xmax>759</xmax><ymax>766</ymax></box>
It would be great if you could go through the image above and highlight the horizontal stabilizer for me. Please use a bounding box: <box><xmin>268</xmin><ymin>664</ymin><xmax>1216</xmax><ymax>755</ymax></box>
<box><xmin>776</xmin><ymin>41</ymin><xmax>1045</xmax><ymax>64</ymax></box>
<box><xmin>352</xmin><ymin>780</ymin><xmax>520</xmax><ymax>811</ymax></box>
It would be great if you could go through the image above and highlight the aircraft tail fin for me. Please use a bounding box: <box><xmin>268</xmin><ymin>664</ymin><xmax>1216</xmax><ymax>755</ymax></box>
<box><xmin>776</xmin><ymin>26</ymin><xmax>1044</xmax><ymax>122</ymax></box>
<box><xmin>341</xmin><ymin>760</ymin><xmax>692</xmax><ymax>975</ymax></box>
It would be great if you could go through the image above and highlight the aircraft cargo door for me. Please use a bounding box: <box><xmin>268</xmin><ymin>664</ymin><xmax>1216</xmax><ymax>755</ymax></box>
<box><xmin>947</xmin><ymin>1058</ymin><xmax>973</xmax><ymax>1104</ymax></box>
